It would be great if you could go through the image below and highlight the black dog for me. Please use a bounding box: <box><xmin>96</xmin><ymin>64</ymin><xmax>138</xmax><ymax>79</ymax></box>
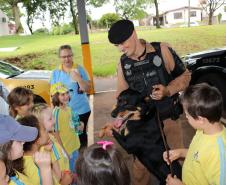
<box><xmin>111</xmin><ymin>88</ymin><xmax>181</xmax><ymax>185</ymax></box>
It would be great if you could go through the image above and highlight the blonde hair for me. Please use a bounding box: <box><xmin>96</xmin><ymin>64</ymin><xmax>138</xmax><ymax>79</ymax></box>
<box><xmin>31</xmin><ymin>103</ymin><xmax>49</xmax><ymax>123</ymax></box>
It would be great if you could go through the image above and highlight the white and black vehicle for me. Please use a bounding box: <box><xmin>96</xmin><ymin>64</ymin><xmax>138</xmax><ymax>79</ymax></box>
<box><xmin>183</xmin><ymin>47</ymin><xmax>226</xmax><ymax>108</ymax></box>
<box><xmin>0</xmin><ymin>60</ymin><xmax>51</xmax><ymax>104</ymax></box>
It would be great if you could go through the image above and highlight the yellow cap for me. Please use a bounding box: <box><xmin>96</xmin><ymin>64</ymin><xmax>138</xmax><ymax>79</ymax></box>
<box><xmin>50</xmin><ymin>82</ymin><xmax>68</xmax><ymax>96</ymax></box>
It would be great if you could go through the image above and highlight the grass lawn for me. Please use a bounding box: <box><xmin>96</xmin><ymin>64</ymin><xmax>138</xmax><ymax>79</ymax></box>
<box><xmin>0</xmin><ymin>24</ymin><xmax>226</xmax><ymax>76</ymax></box>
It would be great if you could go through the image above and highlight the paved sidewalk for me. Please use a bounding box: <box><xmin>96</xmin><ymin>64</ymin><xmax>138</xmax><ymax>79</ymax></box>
<box><xmin>87</xmin><ymin>77</ymin><xmax>195</xmax><ymax>184</ymax></box>
<box><xmin>91</xmin><ymin>76</ymin><xmax>195</xmax><ymax>147</ymax></box>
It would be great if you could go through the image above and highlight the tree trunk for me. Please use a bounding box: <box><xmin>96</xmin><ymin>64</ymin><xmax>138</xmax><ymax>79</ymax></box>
<box><xmin>154</xmin><ymin>0</ymin><xmax>160</xmax><ymax>28</ymax></box>
<box><xmin>69</xmin><ymin>0</ymin><xmax>79</xmax><ymax>34</ymax></box>
<box><xmin>208</xmin><ymin>11</ymin><xmax>213</xmax><ymax>25</ymax></box>
<box><xmin>26</xmin><ymin>14</ymin><xmax>33</xmax><ymax>34</ymax></box>
<box><xmin>27</xmin><ymin>22</ymin><xmax>33</xmax><ymax>34</ymax></box>
<box><xmin>12</xmin><ymin>3</ymin><xmax>23</xmax><ymax>33</ymax></box>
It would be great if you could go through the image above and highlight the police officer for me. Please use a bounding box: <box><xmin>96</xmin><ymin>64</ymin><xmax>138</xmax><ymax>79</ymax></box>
<box><xmin>108</xmin><ymin>20</ymin><xmax>191</xmax><ymax>185</ymax></box>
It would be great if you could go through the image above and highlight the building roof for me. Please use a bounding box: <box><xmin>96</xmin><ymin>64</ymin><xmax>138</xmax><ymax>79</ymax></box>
<box><xmin>164</xmin><ymin>6</ymin><xmax>202</xmax><ymax>14</ymax></box>
<box><xmin>0</xmin><ymin>9</ymin><xmax>8</xmax><ymax>18</ymax></box>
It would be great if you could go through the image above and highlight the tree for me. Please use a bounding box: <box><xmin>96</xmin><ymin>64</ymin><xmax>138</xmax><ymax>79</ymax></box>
<box><xmin>99</xmin><ymin>13</ymin><xmax>120</xmax><ymax>28</ymax></box>
<box><xmin>67</xmin><ymin>0</ymin><xmax>109</xmax><ymax>34</ymax></box>
<box><xmin>153</xmin><ymin>0</ymin><xmax>160</xmax><ymax>28</ymax></box>
<box><xmin>0</xmin><ymin>0</ymin><xmax>23</xmax><ymax>33</ymax></box>
<box><xmin>22</xmin><ymin>0</ymin><xmax>46</xmax><ymax>34</ymax></box>
<box><xmin>46</xmin><ymin>0</ymin><xmax>68</xmax><ymax>26</ymax></box>
<box><xmin>0</xmin><ymin>0</ymin><xmax>13</xmax><ymax>19</ymax></box>
<box><xmin>200</xmin><ymin>0</ymin><xmax>225</xmax><ymax>25</ymax></box>
<box><xmin>68</xmin><ymin>0</ymin><xmax>79</xmax><ymax>34</ymax></box>
<box><xmin>87</xmin><ymin>0</ymin><xmax>109</xmax><ymax>6</ymax></box>
<box><xmin>114</xmin><ymin>0</ymin><xmax>148</xmax><ymax>20</ymax></box>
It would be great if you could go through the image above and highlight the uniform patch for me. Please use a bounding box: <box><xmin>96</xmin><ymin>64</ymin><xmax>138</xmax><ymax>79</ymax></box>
<box><xmin>124</xmin><ymin>64</ymin><xmax>131</xmax><ymax>70</ymax></box>
<box><xmin>153</xmin><ymin>55</ymin><xmax>162</xmax><ymax>67</ymax></box>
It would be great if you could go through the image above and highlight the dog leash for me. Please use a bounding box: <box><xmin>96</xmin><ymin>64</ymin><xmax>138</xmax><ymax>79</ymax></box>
<box><xmin>156</xmin><ymin>110</ymin><xmax>173</xmax><ymax>176</ymax></box>
<box><xmin>119</xmin><ymin>112</ymin><xmax>134</xmax><ymax>133</ymax></box>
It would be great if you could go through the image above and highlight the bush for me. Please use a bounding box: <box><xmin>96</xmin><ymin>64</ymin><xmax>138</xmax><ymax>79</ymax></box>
<box><xmin>99</xmin><ymin>13</ymin><xmax>121</xmax><ymax>28</ymax></box>
<box><xmin>60</xmin><ymin>24</ymin><xmax>74</xmax><ymax>35</ymax></box>
<box><xmin>33</xmin><ymin>28</ymin><xmax>49</xmax><ymax>34</ymax></box>
<box><xmin>51</xmin><ymin>24</ymin><xmax>74</xmax><ymax>35</ymax></box>
<box><xmin>51</xmin><ymin>26</ymin><xmax>61</xmax><ymax>35</ymax></box>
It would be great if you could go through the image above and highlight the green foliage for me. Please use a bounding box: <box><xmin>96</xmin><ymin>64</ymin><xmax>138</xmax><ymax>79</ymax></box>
<box><xmin>114</xmin><ymin>0</ymin><xmax>149</xmax><ymax>19</ymax></box>
<box><xmin>23</xmin><ymin>0</ymin><xmax>46</xmax><ymax>34</ymax></box>
<box><xmin>87</xmin><ymin>0</ymin><xmax>109</xmax><ymax>7</ymax></box>
<box><xmin>60</xmin><ymin>24</ymin><xmax>74</xmax><ymax>34</ymax></box>
<box><xmin>218</xmin><ymin>13</ymin><xmax>222</xmax><ymax>23</ymax></box>
<box><xmin>90</xmin><ymin>20</ymin><xmax>100</xmax><ymax>29</ymax></box>
<box><xmin>47</xmin><ymin>0</ymin><xmax>68</xmax><ymax>26</ymax></box>
<box><xmin>0</xmin><ymin>0</ymin><xmax>13</xmax><ymax>19</ymax></box>
<box><xmin>51</xmin><ymin>26</ymin><xmax>61</xmax><ymax>35</ymax></box>
<box><xmin>99</xmin><ymin>13</ymin><xmax>120</xmax><ymax>28</ymax></box>
<box><xmin>33</xmin><ymin>28</ymin><xmax>49</xmax><ymax>35</ymax></box>
<box><xmin>0</xmin><ymin>0</ymin><xmax>24</xmax><ymax>33</ymax></box>
<box><xmin>51</xmin><ymin>24</ymin><xmax>74</xmax><ymax>35</ymax></box>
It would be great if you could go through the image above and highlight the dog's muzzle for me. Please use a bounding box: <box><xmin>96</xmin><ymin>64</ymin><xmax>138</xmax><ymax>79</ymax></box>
<box><xmin>111</xmin><ymin>104</ymin><xmax>137</xmax><ymax>118</ymax></box>
<box><xmin>112</xmin><ymin>112</ymin><xmax>134</xmax><ymax>129</ymax></box>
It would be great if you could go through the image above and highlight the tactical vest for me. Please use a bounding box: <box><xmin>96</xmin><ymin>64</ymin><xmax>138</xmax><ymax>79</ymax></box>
<box><xmin>120</xmin><ymin>42</ymin><xmax>185</xmax><ymax>120</ymax></box>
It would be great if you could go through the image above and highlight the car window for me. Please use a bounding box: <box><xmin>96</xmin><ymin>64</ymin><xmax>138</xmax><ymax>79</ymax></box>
<box><xmin>0</xmin><ymin>61</ymin><xmax>23</xmax><ymax>78</ymax></box>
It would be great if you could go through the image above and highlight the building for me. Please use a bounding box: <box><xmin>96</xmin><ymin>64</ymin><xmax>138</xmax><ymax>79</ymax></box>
<box><xmin>162</xmin><ymin>6</ymin><xmax>202</xmax><ymax>26</ymax></box>
<box><xmin>0</xmin><ymin>9</ymin><xmax>9</xmax><ymax>36</ymax></box>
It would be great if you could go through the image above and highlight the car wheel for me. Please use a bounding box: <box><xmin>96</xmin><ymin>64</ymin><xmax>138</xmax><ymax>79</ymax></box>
<box><xmin>196</xmin><ymin>73</ymin><xmax>226</xmax><ymax>108</ymax></box>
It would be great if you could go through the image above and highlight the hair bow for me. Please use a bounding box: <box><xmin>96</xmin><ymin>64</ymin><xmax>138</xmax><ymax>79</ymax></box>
<box><xmin>97</xmin><ymin>140</ymin><xmax>114</xmax><ymax>150</ymax></box>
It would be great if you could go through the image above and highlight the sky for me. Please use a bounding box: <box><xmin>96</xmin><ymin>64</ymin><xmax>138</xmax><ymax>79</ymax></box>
<box><xmin>20</xmin><ymin>0</ymin><xmax>201</xmax><ymax>33</ymax></box>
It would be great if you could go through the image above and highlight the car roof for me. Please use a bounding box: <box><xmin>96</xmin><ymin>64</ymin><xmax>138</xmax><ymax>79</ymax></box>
<box><xmin>185</xmin><ymin>48</ymin><xmax>226</xmax><ymax>59</ymax></box>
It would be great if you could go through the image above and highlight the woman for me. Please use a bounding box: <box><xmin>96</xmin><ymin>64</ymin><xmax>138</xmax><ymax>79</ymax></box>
<box><xmin>50</xmin><ymin>45</ymin><xmax>91</xmax><ymax>148</ymax></box>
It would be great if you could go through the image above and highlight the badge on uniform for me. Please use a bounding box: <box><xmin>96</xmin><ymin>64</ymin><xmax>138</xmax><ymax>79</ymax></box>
<box><xmin>124</xmin><ymin>64</ymin><xmax>131</xmax><ymax>70</ymax></box>
<box><xmin>153</xmin><ymin>55</ymin><xmax>162</xmax><ymax>67</ymax></box>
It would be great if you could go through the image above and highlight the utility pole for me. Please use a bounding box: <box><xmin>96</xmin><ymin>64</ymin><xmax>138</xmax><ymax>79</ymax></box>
<box><xmin>77</xmin><ymin>0</ymin><xmax>95</xmax><ymax>94</ymax></box>
<box><xmin>188</xmin><ymin>0</ymin><xmax>191</xmax><ymax>27</ymax></box>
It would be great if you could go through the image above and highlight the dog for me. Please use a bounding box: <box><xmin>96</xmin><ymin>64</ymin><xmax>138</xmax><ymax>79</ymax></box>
<box><xmin>102</xmin><ymin>88</ymin><xmax>182</xmax><ymax>185</ymax></box>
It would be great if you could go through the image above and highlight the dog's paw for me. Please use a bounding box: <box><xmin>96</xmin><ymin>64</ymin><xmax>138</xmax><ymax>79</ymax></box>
<box><xmin>98</xmin><ymin>123</ymin><xmax>114</xmax><ymax>138</ymax></box>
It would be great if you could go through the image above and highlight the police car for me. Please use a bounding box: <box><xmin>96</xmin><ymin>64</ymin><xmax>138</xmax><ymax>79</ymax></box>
<box><xmin>0</xmin><ymin>60</ymin><xmax>51</xmax><ymax>104</ymax></box>
<box><xmin>183</xmin><ymin>47</ymin><xmax>226</xmax><ymax>108</ymax></box>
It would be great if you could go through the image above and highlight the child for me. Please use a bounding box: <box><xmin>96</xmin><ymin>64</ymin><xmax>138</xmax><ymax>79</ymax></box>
<box><xmin>0</xmin><ymin>151</ymin><xmax>9</xmax><ymax>185</ymax></box>
<box><xmin>76</xmin><ymin>140</ymin><xmax>131</xmax><ymax>185</ymax></box>
<box><xmin>32</xmin><ymin>103</ymin><xmax>73</xmax><ymax>184</ymax></box>
<box><xmin>163</xmin><ymin>83</ymin><xmax>226</xmax><ymax>185</ymax></box>
<box><xmin>7</xmin><ymin>87</ymin><xmax>34</xmax><ymax>119</ymax></box>
<box><xmin>0</xmin><ymin>114</ymin><xmax>53</xmax><ymax>185</ymax></box>
<box><xmin>51</xmin><ymin>82</ymin><xmax>82</xmax><ymax>173</ymax></box>
<box><xmin>17</xmin><ymin>115</ymin><xmax>54</xmax><ymax>185</ymax></box>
